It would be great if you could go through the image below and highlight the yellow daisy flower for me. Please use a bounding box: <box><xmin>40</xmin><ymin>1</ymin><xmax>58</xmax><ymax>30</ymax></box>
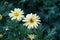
<box><xmin>9</xmin><ymin>8</ymin><xmax>24</xmax><ymax>21</ymax></box>
<box><xmin>0</xmin><ymin>14</ymin><xmax>3</xmax><ymax>20</ymax></box>
<box><xmin>23</xmin><ymin>13</ymin><xmax>41</xmax><ymax>29</ymax></box>
<box><xmin>28</xmin><ymin>34</ymin><xmax>35</xmax><ymax>40</ymax></box>
<box><xmin>0</xmin><ymin>34</ymin><xmax>3</xmax><ymax>38</ymax></box>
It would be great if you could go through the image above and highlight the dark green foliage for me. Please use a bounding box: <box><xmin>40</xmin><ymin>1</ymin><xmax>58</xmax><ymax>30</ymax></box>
<box><xmin>0</xmin><ymin>0</ymin><xmax>60</xmax><ymax>40</ymax></box>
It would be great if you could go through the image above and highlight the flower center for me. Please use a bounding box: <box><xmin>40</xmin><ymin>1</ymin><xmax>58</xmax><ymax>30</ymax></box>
<box><xmin>14</xmin><ymin>12</ymin><xmax>19</xmax><ymax>17</ymax></box>
<box><xmin>30</xmin><ymin>18</ymin><xmax>34</xmax><ymax>23</ymax></box>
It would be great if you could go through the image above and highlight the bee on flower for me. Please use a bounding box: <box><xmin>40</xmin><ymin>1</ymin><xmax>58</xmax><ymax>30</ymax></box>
<box><xmin>23</xmin><ymin>13</ymin><xmax>41</xmax><ymax>29</ymax></box>
<box><xmin>28</xmin><ymin>34</ymin><xmax>36</xmax><ymax>40</ymax></box>
<box><xmin>9</xmin><ymin>8</ymin><xmax>24</xmax><ymax>21</ymax></box>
